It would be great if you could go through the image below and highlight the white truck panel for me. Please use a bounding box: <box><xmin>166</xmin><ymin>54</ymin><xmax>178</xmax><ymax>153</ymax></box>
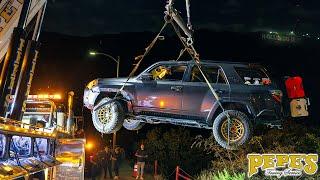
<box><xmin>0</xmin><ymin>0</ymin><xmax>46</xmax><ymax>63</ymax></box>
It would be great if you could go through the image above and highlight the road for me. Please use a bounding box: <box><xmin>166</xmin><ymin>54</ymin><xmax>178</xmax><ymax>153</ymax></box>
<box><xmin>85</xmin><ymin>161</ymin><xmax>160</xmax><ymax>180</ymax></box>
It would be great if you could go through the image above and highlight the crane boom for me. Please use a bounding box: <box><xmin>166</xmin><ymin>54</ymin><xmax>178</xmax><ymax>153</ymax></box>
<box><xmin>0</xmin><ymin>0</ymin><xmax>46</xmax><ymax>63</ymax></box>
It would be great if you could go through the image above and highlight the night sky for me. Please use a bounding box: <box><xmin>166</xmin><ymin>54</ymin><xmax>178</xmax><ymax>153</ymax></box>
<box><xmin>44</xmin><ymin>0</ymin><xmax>320</xmax><ymax>36</ymax></box>
<box><xmin>28</xmin><ymin>0</ymin><xmax>320</xmax><ymax>151</ymax></box>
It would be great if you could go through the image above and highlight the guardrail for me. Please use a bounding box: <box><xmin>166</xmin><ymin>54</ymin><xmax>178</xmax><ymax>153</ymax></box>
<box><xmin>175</xmin><ymin>166</ymin><xmax>192</xmax><ymax>180</ymax></box>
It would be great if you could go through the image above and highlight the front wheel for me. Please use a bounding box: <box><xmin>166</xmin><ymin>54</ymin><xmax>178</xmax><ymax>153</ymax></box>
<box><xmin>92</xmin><ymin>97</ymin><xmax>124</xmax><ymax>134</ymax></box>
<box><xmin>212</xmin><ymin>110</ymin><xmax>252</xmax><ymax>150</ymax></box>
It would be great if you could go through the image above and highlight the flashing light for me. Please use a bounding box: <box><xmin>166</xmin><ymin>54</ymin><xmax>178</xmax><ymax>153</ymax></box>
<box><xmin>54</xmin><ymin>94</ymin><xmax>61</xmax><ymax>99</ymax></box>
<box><xmin>85</xmin><ymin>142</ymin><xmax>94</xmax><ymax>150</ymax></box>
<box><xmin>28</xmin><ymin>94</ymin><xmax>62</xmax><ymax>100</ymax></box>
<box><xmin>159</xmin><ymin>100</ymin><xmax>165</xmax><ymax>108</ymax></box>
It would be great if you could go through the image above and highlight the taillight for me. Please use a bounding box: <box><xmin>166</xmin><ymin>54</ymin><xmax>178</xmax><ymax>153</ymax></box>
<box><xmin>270</xmin><ymin>90</ymin><xmax>283</xmax><ymax>103</ymax></box>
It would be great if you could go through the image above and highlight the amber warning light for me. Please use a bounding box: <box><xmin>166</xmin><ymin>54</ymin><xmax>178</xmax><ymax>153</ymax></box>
<box><xmin>28</xmin><ymin>94</ymin><xmax>62</xmax><ymax>100</ymax></box>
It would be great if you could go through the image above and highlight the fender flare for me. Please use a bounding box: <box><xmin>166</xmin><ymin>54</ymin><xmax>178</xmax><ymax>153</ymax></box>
<box><xmin>206</xmin><ymin>100</ymin><xmax>255</xmax><ymax>125</ymax></box>
<box><xmin>98</xmin><ymin>88</ymin><xmax>135</xmax><ymax>112</ymax></box>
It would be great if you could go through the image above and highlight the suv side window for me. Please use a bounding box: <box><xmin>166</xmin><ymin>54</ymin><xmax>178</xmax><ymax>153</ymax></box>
<box><xmin>148</xmin><ymin>65</ymin><xmax>187</xmax><ymax>81</ymax></box>
<box><xmin>235</xmin><ymin>66</ymin><xmax>271</xmax><ymax>85</ymax></box>
<box><xmin>190</xmin><ymin>65</ymin><xmax>227</xmax><ymax>84</ymax></box>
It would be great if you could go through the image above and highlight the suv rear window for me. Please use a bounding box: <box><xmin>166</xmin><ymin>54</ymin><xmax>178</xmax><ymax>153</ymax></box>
<box><xmin>235</xmin><ymin>67</ymin><xmax>271</xmax><ymax>85</ymax></box>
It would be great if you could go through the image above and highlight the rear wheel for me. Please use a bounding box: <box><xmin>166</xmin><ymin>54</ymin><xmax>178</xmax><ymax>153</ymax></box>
<box><xmin>123</xmin><ymin>119</ymin><xmax>145</xmax><ymax>131</ymax></box>
<box><xmin>92</xmin><ymin>97</ymin><xmax>124</xmax><ymax>134</ymax></box>
<box><xmin>212</xmin><ymin>110</ymin><xmax>252</xmax><ymax>150</ymax></box>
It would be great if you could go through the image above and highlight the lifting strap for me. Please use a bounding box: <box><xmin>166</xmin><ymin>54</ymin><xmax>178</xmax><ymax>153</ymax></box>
<box><xmin>109</xmin><ymin>1</ymin><xmax>233</xmax><ymax>146</ymax></box>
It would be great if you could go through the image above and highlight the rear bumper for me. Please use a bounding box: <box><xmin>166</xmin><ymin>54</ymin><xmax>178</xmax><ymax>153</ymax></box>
<box><xmin>254</xmin><ymin>107</ymin><xmax>284</xmax><ymax>125</ymax></box>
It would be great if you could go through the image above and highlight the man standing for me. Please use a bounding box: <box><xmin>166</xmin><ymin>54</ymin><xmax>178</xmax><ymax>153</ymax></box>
<box><xmin>135</xmin><ymin>144</ymin><xmax>148</xmax><ymax>180</ymax></box>
<box><xmin>111</xmin><ymin>147</ymin><xmax>121</xmax><ymax>179</ymax></box>
<box><xmin>102</xmin><ymin>146</ymin><xmax>113</xmax><ymax>179</ymax></box>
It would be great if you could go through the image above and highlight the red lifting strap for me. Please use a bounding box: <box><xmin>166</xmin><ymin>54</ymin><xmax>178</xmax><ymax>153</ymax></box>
<box><xmin>285</xmin><ymin>76</ymin><xmax>305</xmax><ymax>99</ymax></box>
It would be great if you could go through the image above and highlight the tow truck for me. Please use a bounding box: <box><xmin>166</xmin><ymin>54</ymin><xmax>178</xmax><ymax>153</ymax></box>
<box><xmin>0</xmin><ymin>1</ymin><xmax>85</xmax><ymax>179</ymax></box>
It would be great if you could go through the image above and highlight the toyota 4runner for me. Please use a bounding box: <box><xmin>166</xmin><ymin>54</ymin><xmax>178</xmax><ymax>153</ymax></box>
<box><xmin>84</xmin><ymin>60</ymin><xmax>284</xmax><ymax>149</ymax></box>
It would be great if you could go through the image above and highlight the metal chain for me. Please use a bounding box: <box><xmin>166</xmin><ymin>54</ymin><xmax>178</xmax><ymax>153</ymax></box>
<box><xmin>174</xmin><ymin>48</ymin><xmax>187</xmax><ymax>61</ymax></box>
<box><xmin>108</xmin><ymin>11</ymin><xmax>234</xmax><ymax>147</ymax></box>
<box><xmin>170</xmin><ymin>20</ymin><xmax>232</xmax><ymax>146</ymax></box>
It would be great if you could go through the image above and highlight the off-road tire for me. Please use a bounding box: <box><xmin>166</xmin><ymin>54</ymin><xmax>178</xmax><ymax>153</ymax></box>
<box><xmin>92</xmin><ymin>97</ymin><xmax>124</xmax><ymax>134</ymax></box>
<box><xmin>123</xmin><ymin>119</ymin><xmax>145</xmax><ymax>131</ymax></box>
<box><xmin>213</xmin><ymin>110</ymin><xmax>252</xmax><ymax>150</ymax></box>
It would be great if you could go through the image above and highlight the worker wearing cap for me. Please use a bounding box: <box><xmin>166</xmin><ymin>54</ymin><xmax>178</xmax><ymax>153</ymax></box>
<box><xmin>135</xmin><ymin>144</ymin><xmax>148</xmax><ymax>180</ymax></box>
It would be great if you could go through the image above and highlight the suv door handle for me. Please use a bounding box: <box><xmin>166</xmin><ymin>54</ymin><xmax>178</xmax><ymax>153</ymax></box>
<box><xmin>216</xmin><ymin>89</ymin><xmax>226</xmax><ymax>94</ymax></box>
<box><xmin>171</xmin><ymin>86</ymin><xmax>183</xmax><ymax>92</ymax></box>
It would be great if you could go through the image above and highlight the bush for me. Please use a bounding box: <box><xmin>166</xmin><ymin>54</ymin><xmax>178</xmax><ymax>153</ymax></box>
<box><xmin>196</xmin><ymin>169</ymin><xmax>245</xmax><ymax>180</ymax></box>
<box><xmin>192</xmin><ymin>120</ymin><xmax>320</xmax><ymax>179</ymax></box>
<box><xmin>143</xmin><ymin>127</ymin><xmax>212</xmax><ymax>178</ymax></box>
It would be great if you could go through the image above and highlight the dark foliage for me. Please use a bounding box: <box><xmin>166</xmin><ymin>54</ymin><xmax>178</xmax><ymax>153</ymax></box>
<box><xmin>193</xmin><ymin>120</ymin><xmax>320</xmax><ymax>179</ymax></box>
<box><xmin>142</xmin><ymin>127</ymin><xmax>212</xmax><ymax>178</ymax></box>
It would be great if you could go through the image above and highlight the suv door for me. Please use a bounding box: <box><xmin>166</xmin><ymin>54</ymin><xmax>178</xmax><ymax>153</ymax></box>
<box><xmin>135</xmin><ymin>63</ymin><xmax>187</xmax><ymax>115</ymax></box>
<box><xmin>182</xmin><ymin>64</ymin><xmax>229</xmax><ymax>121</ymax></box>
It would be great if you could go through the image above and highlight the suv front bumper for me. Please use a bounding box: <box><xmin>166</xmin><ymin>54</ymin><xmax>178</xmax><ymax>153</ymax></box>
<box><xmin>83</xmin><ymin>86</ymin><xmax>100</xmax><ymax>110</ymax></box>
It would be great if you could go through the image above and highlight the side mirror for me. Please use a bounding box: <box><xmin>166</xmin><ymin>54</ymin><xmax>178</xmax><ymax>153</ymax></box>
<box><xmin>140</xmin><ymin>73</ymin><xmax>153</xmax><ymax>81</ymax></box>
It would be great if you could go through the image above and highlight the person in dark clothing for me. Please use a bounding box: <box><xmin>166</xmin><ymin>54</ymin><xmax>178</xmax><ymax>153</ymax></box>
<box><xmin>102</xmin><ymin>146</ymin><xmax>113</xmax><ymax>179</ymax></box>
<box><xmin>135</xmin><ymin>144</ymin><xmax>148</xmax><ymax>180</ymax></box>
<box><xmin>90</xmin><ymin>154</ymin><xmax>99</xmax><ymax>180</ymax></box>
<box><xmin>112</xmin><ymin>147</ymin><xmax>121</xmax><ymax>179</ymax></box>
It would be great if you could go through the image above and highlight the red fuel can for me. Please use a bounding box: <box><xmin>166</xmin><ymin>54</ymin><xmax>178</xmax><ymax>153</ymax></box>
<box><xmin>285</xmin><ymin>76</ymin><xmax>305</xmax><ymax>99</ymax></box>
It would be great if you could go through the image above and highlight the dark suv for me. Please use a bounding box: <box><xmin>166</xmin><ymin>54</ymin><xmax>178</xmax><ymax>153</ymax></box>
<box><xmin>84</xmin><ymin>60</ymin><xmax>283</xmax><ymax>149</ymax></box>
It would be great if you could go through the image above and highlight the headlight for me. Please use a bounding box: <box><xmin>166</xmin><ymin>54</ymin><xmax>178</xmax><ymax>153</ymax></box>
<box><xmin>83</xmin><ymin>87</ymin><xmax>100</xmax><ymax>110</ymax></box>
<box><xmin>86</xmin><ymin>79</ymin><xmax>98</xmax><ymax>89</ymax></box>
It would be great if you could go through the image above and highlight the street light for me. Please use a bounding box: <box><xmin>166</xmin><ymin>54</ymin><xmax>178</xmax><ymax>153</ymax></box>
<box><xmin>88</xmin><ymin>50</ymin><xmax>119</xmax><ymax>153</ymax></box>
<box><xmin>88</xmin><ymin>51</ymin><xmax>120</xmax><ymax>78</ymax></box>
